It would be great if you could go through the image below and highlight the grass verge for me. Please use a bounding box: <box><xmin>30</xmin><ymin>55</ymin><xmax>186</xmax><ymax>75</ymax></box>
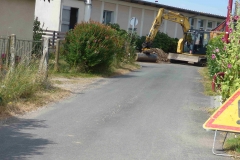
<box><xmin>199</xmin><ymin>67</ymin><xmax>240</xmax><ymax>156</ymax></box>
<box><xmin>0</xmin><ymin>61</ymin><xmax>139</xmax><ymax>120</ymax></box>
<box><xmin>198</xmin><ymin>67</ymin><xmax>219</xmax><ymax>96</ymax></box>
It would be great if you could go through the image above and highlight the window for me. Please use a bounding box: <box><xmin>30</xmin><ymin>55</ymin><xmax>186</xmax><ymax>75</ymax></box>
<box><xmin>207</xmin><ymin>21</ymin><xmax>213</xmax><ymax>31</ymax></box>
<box><xmin>197</xmin><ymin>19</ymin><xmax>204</xmax><ymax>30</ymax></box>
<box><xmin>103</xmin><ymin>10</ymin><xmax>114</xmax><ymax>24</ymax></box>
<box><xmin>189</xmin><ymin>18</ymin><xmax>195</xmax><ymax>29</ymax></box>
<box><xmin>207</xmin><ymin>21</ymin><xmax>212</xmax><ymax>28</ymax></box>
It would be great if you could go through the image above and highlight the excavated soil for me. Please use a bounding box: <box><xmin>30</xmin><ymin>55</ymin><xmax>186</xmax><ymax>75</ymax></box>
<box><xmin>150</xmin><ymin>48</ymin><xmax>169</xmax><ymax>63</ymax></box>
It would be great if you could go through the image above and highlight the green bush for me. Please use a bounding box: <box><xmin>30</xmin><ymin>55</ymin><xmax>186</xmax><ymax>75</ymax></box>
<box><xmin>107</xmin><ymin>23</ymin><xmax>138</xmax><ymax>64</ymax></box>
<box><xmin>135</xmin><ymin>36</ymin><xmax>146</xmax><ymax>51</ymax></box>
<box><xmin>136</xmin><ymin>32</ymin><xmax>179</xmax><ymax>53</ymax></box>
<box><xmin>33</xmin><ymin>17</ymin><xmax>44</xmax><ymax>56</ymax></box>
<box><xmin>152</xmin><ymin>32</ymin><xmax>170</xmax><ymax>52</ymax></box>
<box><xmin>107</xmin><ymin>23</ymin><xmax>127</xmax><ymax>36</ymax></box>
<box><xmin>206</xmin><ymin>35</ymin><xmax>224</xmax><ymax>77</ymax></box>
<box><xmin>63</xmin><ymin>21</ymin><xmax>125</xmax><ymax>73</ymax></box>
<box><xmin>169</xmin><ymin>38</ymin><xmax>179</xmax><ymax>53</ymax></box>
<box><xmin>206</xmin><ymin>17</ymin><xmax>240</xmax><ymax>101</ymax></box>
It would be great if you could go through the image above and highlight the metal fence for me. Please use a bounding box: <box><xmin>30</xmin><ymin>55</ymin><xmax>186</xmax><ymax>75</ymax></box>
<box><xmin>0</xmin><ymin>35</ymin><xmax>49</xmax><ymax>82</ymax></box>
<box><xmin>0</xmin><ymin>38</ymin><xmax>10</xmax><ymax>60</ymax></box>
<box><xmin>15</xmin><ymin>39</ymin><xmax>43</xmax><ymax>57</ymax></box>
<box><xmin>0</xmin><ymin>37</ymin><xmax>43</xmax><ymax>65</ymax></box>
<box><xmin>42</xmin><ymin>30</ymin><xmax>66</xmax><ymax>49</ymax></box>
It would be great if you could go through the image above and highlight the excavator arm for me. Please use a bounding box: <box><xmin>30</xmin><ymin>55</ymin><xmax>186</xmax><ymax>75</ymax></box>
<box><xmin>142</xmin><ymin>8</ymin><xmax>190</xmax><ymax>53</ymax></box>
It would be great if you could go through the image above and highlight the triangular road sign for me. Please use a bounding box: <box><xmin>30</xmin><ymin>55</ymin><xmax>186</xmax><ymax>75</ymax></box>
<box><xmin>203</xmin><ymin>88</ymin><xmax>240</xmax><ymax>132</ymax></box>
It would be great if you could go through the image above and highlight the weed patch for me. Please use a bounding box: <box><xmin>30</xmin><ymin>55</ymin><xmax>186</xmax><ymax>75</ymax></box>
<box><xmin>198</xmin><ymin>67</ymin><xmax>219</xmax><ymax>96</ymax></box>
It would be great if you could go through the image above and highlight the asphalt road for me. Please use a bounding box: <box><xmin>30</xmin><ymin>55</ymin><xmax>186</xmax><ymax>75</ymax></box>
<box><xmin>0</xmin><ymin>62</ymin><xmax>231</xmax><ymax>160</ymax></box>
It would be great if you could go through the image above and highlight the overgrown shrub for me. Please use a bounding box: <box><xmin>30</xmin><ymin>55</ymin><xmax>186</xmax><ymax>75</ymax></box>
<box><xmin>135</xmin><ymin>36</ymin><xmax>146</xmax><ymax>51</ymax></box>
<box><xmin>169</xmin><ymin>38</ymin><xmax>179</xmax><ymax>53</ymax></box>
<box><xmin>206</xmin><ymin>35</ymin><xmax>224</xmax><ymax>77</ymax></box>
<box><xmin>33</xmin><ymin>17</ymin><xmax>43</xmax><ymax>41</ymax></box>
<box><xmin>206</xmin><ymin>15</ymin><xmax>240</xmax><ymax>101</ymax></box>
<box><xmin>63</xmin><ymin>21</ymin><xmax>126</xmax><ymax>73</ymax></box>
<box><xmin>33</xmin><ymin>17</ymin><xmax>44</xmax><ymax>56</ymax></box>
<box><xmin>107</xmin><ymin>23</ymin><xmax>138</xmax><ymax>64</ymax></box>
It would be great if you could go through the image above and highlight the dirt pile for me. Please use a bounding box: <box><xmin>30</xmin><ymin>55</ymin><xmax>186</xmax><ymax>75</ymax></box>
<box><xmin>150</xmin><ymin>48</ymin><xmax>169</xmax><ymax>63</ymax></box>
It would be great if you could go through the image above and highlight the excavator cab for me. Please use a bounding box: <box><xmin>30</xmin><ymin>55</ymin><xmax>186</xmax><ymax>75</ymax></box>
<box><xmin>183</xmin><ymin>30</ymin><xmax>211</xmax><ymax>55</ymax></box>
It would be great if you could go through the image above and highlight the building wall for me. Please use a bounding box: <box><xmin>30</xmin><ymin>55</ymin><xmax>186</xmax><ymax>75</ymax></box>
<box><xmin>35</xmin><ymin>0</ymin><xmax>85</xmax><ymax>32</ymax></box>
<box><xmin>142</xmin><ymin>9</ymin><xmax>155</xmax><ymax>37</ymax></box>
<box><xmin>131</xmin><ymin>7</ymin><xmax>142</xmax><ymax>35</ymax></box>
<box><xmin>0</xmin><ymin>0</ymin><xmax>35</xmax><ymax>40</ymax></box>
<box><xmin>91</xmin><ymin>0</ymin><xmax>225</xmax><ymax>38</ymax></box>
<box><xmin>91</xmin><ymin>0</ymin><xmax>102</xmax><ymax>22</ymax></box>
<box><xmin>117</xmin><ymin>5</ymin><xmax>129</xmax><ymax>31</ymax></box>
<box><xmin>35</xmin><ymin>0</ymin><xmax>61</xmax><ymax>31</ymax></box>
<box><xmin>35</xmin><ymin>0</ymin><xmax>225</xmax><ymax>38</ymax></box>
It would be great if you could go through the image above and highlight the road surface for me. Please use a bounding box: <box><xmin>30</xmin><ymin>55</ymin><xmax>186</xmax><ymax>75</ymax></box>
<box><xmin>0</xmin><ymin>62</ymin><xmax>231</xmax><ymax>160</ymax></box>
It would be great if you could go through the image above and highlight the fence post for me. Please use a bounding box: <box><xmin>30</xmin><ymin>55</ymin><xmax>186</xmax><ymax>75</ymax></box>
<box><xmin>38</xmin><ymin>37</ymin><xmax>49</xmax><ymax>82</ymax></box>
<box><xmin>5</xmin><ymin>36</ymin><xmax>10</xmax><ymax>67</ymax></box>
<box><xmin>54</xmin><ymin>39</ymin><xmax>60</xmax><ymax>72</ymax></box>
<box><xmin>52</xmin><ymin>31</ymin><xmax>56</xmax><ymax>49</ymax></box>
<box><xmin>9</xmin><ymin>34</ymin><xmax>16</xmax><ymax>72</ymax></box>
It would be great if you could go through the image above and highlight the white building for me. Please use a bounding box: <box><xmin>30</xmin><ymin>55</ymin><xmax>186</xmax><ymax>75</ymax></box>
<box><xmin>35</xmin><ymin>0</ymin><xmax>226</xmax><ymax>38</ymax></box>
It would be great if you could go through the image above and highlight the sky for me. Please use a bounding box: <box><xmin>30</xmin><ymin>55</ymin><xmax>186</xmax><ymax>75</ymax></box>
<box><xmin>144</xmin><ymin>0</ymin><xmax>237</xmax><ymax>16</ymax></box>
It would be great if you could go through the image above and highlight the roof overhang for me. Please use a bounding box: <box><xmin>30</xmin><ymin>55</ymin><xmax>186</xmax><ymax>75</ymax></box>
<box><xmin>119</xmin><ymin>0</ymin><xmax>226</xmax><ymax>20</ymax></box>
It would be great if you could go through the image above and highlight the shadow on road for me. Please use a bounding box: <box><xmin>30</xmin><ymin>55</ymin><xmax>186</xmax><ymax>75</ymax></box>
<box><xmin>0</xmin><ymin>118</ymin><xmax>54</xmax><ymax>160</ymax></box>
<box><xmin>168</xmin><ymin>61</ymin><xmax>202</xmax><ymax>67</ymax></box>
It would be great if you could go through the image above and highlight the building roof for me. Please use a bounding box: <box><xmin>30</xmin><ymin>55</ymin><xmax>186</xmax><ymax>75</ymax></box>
<box><xmin>119</xmin><ymin>0</ymin><xmax>226</xmax><ymax>20</ymax></box>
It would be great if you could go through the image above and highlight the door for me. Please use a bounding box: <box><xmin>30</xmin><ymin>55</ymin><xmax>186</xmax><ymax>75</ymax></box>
<box><xmin>61</xmin><ymin>6</ymin><xmax>78</xmax><ymax>32</ymax></box>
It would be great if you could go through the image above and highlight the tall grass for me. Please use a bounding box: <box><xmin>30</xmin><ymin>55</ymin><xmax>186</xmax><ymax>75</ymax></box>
<box><xmin>0</xmin><ymin>61</ymin><xmax>44</xmax><ymax>107</ymax></box>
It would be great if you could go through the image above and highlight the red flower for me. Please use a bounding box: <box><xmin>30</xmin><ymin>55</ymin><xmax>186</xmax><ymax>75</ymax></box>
<box><xmin>227</xmin><ymin>64</ymin><xmax>232</xmax><ymax>68</ymax></box>
<box><xmin>234</xmin><ymin>15</ymin><xmax>239</xmax><ymax>21</ymax></box>
<box><xmin>221</xmin><ymin>37</ymin><xmax>226</xmax><ymax>42</ymax></box>
<box><xmin>212</xmin><ymin>54</ymin><xmax>216</xmax><ymax>59</ymax></box>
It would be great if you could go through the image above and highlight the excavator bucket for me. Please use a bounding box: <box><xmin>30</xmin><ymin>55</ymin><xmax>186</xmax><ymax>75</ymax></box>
<box><xmin>136</xmin><ymin>52</ymin><xmax>158</xmax><ymax>62</ymax></box>
<box><xmin>136</xmin><ymin>48</ymin><xmax>168</xmax><ymax>63</ymax></box>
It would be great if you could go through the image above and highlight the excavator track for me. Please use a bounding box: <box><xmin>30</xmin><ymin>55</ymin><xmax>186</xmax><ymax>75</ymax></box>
<box><xmin>136</xmin><ymin>48</ymin><xmax>169</xmax><ymax>63</ymax></box>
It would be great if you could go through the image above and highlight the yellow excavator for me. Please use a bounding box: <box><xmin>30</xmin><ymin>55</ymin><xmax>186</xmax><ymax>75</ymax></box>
<box><xmin>137</xmin><ymin>8</ymin><xmax>212</xmax><ymax>66</ymax></box>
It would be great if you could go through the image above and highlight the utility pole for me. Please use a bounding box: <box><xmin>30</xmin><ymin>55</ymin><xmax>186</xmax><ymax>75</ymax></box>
<box><xmin>224</xmin><ymin>0</ymin><xmax>233</xmax><ymax>43</ymax></box>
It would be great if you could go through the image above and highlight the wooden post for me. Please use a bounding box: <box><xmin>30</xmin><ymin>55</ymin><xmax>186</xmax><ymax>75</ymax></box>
<box><xmin>9</xmin><ymin>34</ymin><xmax>16</xmax><ymax>72</ymax></box>
<box><xmin>54</xmin><ymin>39</ymin><xmax>60</xmax><ymax>72</ymax></box>
<box><xmin>5</xmin><ymin>36</ymin><xmax>10</xmax><ymax>67</ymax></box>
<box><xmin>52</xmin><ymin>31</ymin><xmax>56</xmax><ymax>49</ymax></box>
<box><xmin>38</xmin><ymin>37</ymin><xmax>49</xmax><ymax>82</ymax></box>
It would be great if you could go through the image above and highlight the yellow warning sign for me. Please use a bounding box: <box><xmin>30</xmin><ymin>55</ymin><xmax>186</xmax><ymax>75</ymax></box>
<box><xmin>203</xmin><ymin>88</ymin><xmax>240</xmax><ymax>132</ymax></box>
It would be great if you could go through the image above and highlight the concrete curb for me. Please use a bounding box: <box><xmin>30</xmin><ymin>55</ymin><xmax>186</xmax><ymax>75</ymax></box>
<box><xmin>210</xmin><ymin>95</ymin><xmax>222</xmax><ymax>109</ymax></box>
